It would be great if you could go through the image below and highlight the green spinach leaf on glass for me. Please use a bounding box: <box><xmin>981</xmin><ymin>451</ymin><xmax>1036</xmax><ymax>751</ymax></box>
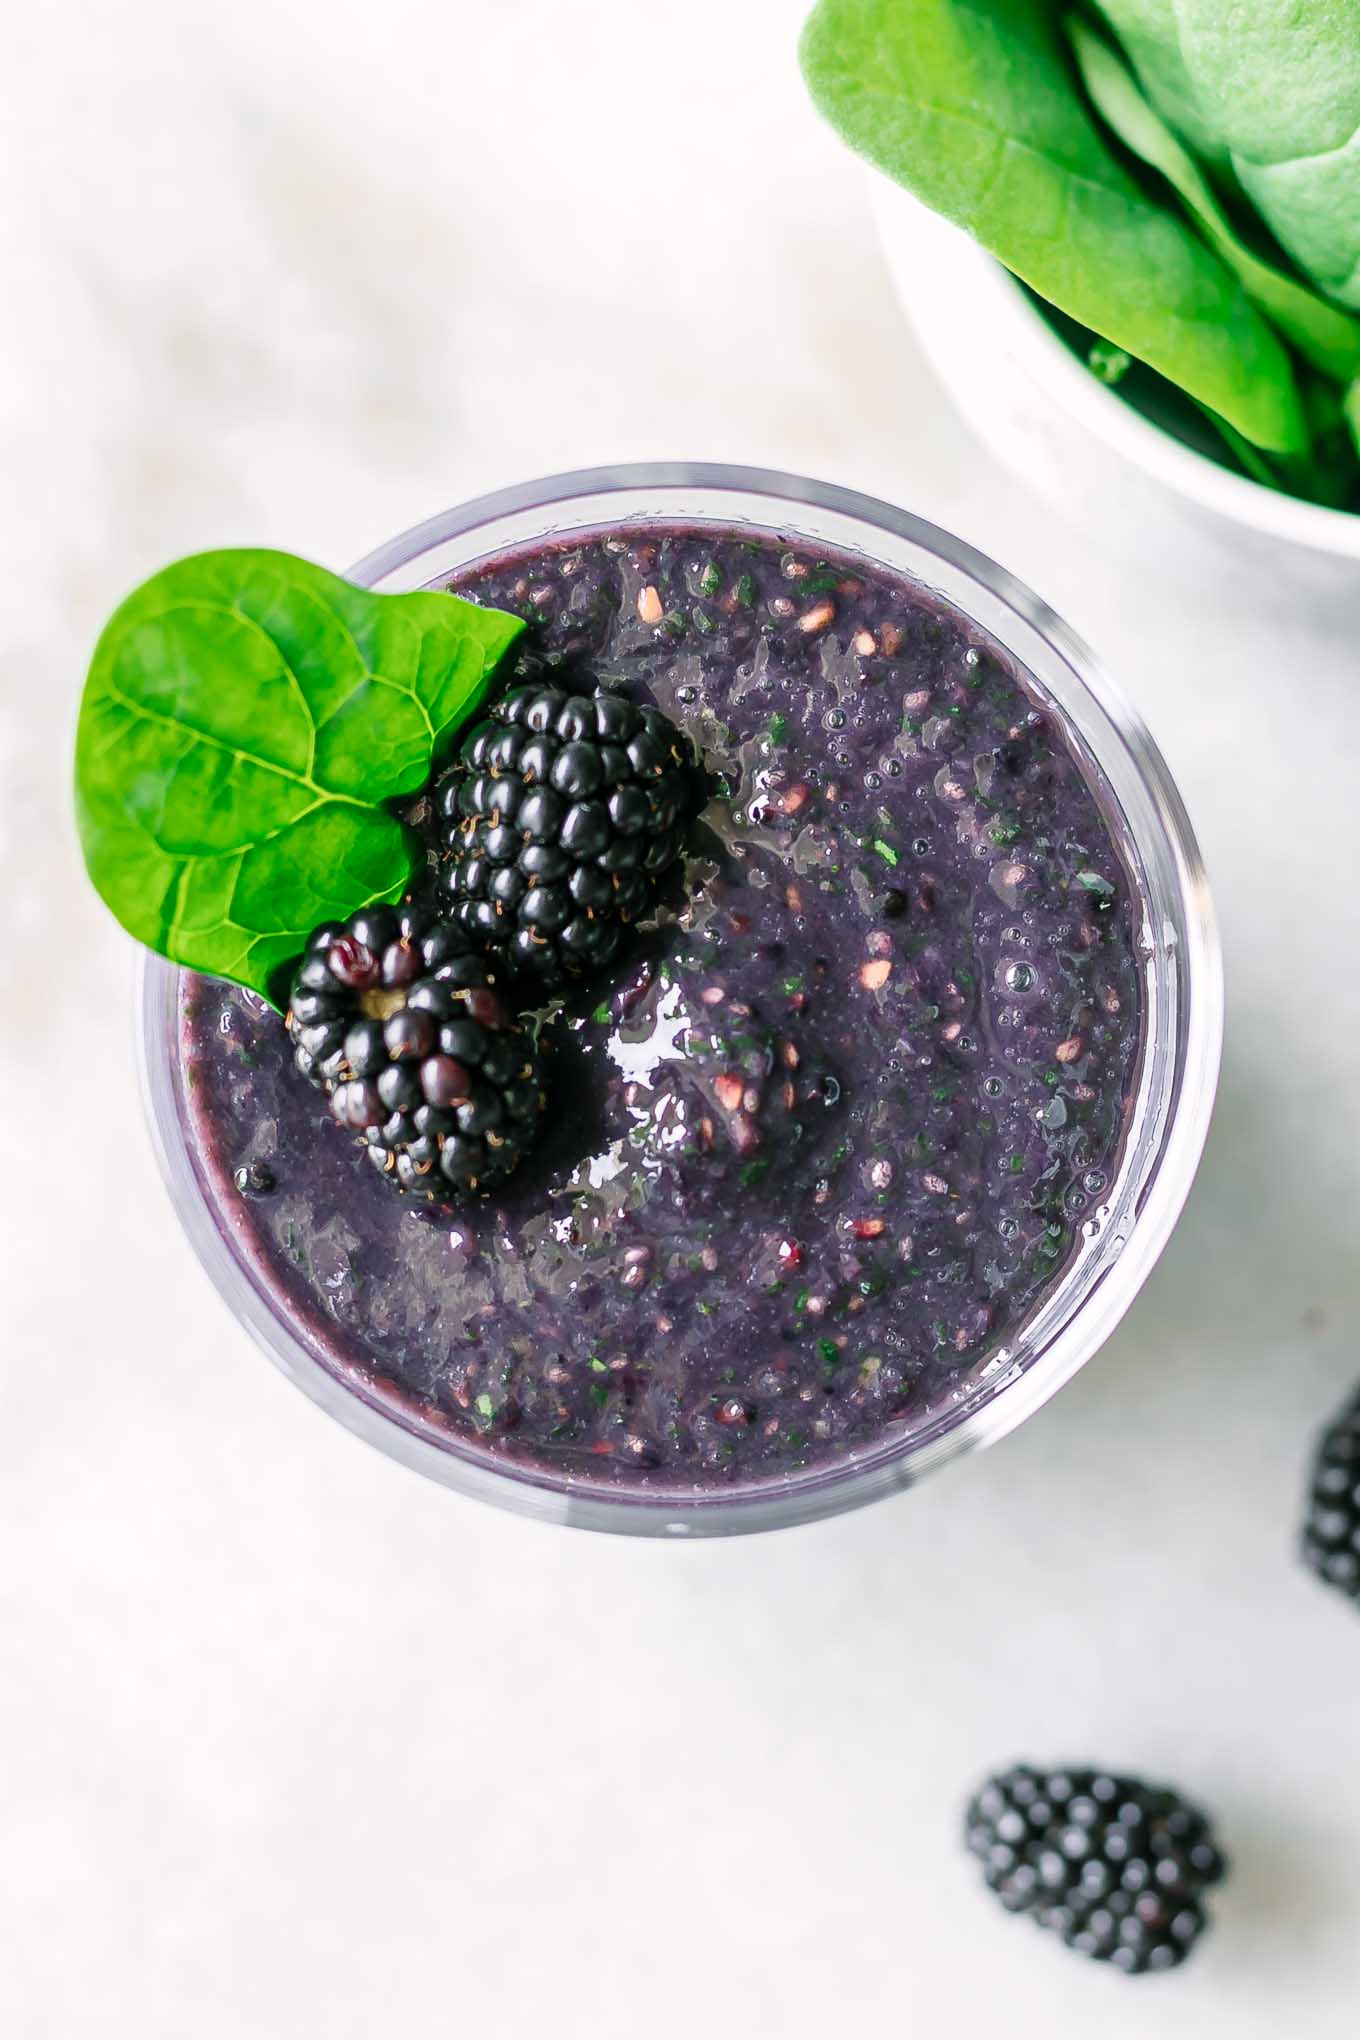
<box><xmin>75</xmin><ymin>549</ymin><xmax>524</xmax><ymax>1006</ymax></box>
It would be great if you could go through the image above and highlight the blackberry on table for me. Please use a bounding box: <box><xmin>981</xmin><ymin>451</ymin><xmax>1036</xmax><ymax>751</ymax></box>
<box><xmin>438</xmin><ymin>683</ymin><xmax>705</xmax><ymax>984</ymax></box>
<box><xmin>285</xmin><ymin>903</ymin><xmax>545</xmax><ymax>1201</ymax></box>
<box><xmin>1302</xmin><ymin>1383</ymin><xmax>1360</xmax><ymax>1603</ymax></box>
<box><xmin>964</xmin><ymin>1764</ymin><xmax>1226</xmax><ymax>1975</ymax></box>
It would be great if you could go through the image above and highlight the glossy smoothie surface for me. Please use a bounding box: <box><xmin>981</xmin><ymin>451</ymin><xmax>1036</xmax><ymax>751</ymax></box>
<box><xmin>179</xmin><ymin>521</ymin><xmax>1143</xmax><ymax>1492</ymax></box>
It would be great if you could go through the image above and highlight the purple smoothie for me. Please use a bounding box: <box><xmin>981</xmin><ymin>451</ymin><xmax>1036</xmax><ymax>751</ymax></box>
<box><xmin>177</xmin><ymin>522</ymin><xmax>1143</xmax><ymax>1491</ymax></box>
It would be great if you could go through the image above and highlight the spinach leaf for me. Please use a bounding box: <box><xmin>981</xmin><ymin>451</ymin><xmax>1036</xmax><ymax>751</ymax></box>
<box><xmin>800</xmin><ymin>0</ymin><xmax>1308</xmax><ymax>451</ymax></box>
<box><xmin>1068</xmin><ymin>14</ymin><xmax>1360</xmax><ymax>381</ymax></box>
<box><xmin>1090</xmin><ymin>0</ymin><xmax>1225</xmax><ymax>163</ymax></box>
<box><xmin>1097</xmin><ymin>0</ymin><xmax>1360</xmax><ymax>308</ymax></box>
<box><xmin>75</xmin><ymin>549</ymin><xmax>524</xmax><ymax>1006</ymax></box>
<box><xmin>1192</xmin><ymin>405</ymin><xmax>1282</xmax><ymax>491</ymax></box>
<box><xmin>1293</xmin><ymin>369</ymin><xmax>1360</xmax><ymax>505</ymax></box>
<box><xmin>1346</xmin><ymin>380</ymin><xmax>1360</xmax><ymax>462</ymax></box>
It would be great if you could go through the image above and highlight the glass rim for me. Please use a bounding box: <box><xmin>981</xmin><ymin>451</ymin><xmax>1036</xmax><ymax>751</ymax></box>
<box><xmin>139</xmin><ymin>461</ymin><xmax>1223</xmax><ymax>1536</ymax></box>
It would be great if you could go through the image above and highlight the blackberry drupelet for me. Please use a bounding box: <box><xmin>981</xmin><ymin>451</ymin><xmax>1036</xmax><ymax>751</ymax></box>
<box><xmin>964</xmin><ymin>1764</ymin><xmax>1226</xmax><ymax>1975</ymax></box>
<box><xmin>285</xmin><ymin>902</ymin><xmax>492</xmax><ymax>1088</ymax></box>
<box><xmin>438</xmin><ymin>684</ymin><xmax>704</xmax><ymax>983</ymax></box>
<box><xmin>285</xmin><ymin>903</ymin><xmax>545</xmax><ymax>1200</ymax></box>
<box><xmin>1302</xmin><ymin>1383</ymin><xmax>1360</xmax><ymax>1603</ymax></box>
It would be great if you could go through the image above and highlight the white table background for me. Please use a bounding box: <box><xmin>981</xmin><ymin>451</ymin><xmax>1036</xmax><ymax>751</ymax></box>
<box><xmin>4</xmin><ymin>3</ymin><xmax>1358</xmax><ymax>2033</ymax></box>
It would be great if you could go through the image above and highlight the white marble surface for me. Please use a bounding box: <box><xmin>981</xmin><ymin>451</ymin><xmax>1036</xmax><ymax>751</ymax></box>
<box><xmin>4</xmin><ymin>2</ymin><xmax>1359</xmax><ymax>2033</ymax></box>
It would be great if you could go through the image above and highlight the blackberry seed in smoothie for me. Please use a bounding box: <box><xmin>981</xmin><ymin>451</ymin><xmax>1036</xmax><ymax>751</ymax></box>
<box><xmin>175</xmin><ymin>520</ymin><xmax>1143</xmax><ymax>1492</ymax></box>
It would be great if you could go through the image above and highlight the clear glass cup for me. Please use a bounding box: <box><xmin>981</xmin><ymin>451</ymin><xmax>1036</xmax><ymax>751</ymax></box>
<box><xmin>138</xmin><ymin>463</ymin><xmax>1222</xmax><ymax>1536</ymax></box>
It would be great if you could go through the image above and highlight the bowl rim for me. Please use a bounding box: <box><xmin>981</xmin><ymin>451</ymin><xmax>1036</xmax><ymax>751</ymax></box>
<box><xmin>868</xmin><ymin>176</ymin><xmax>1360</xmax><ymax>560</ymax></box>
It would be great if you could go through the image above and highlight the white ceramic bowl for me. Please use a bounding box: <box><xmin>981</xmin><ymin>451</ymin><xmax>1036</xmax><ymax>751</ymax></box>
<box><xmin>870</xmin><ymin>177</ymin><xmax>1360</xmax><ymax>584</ymax></box>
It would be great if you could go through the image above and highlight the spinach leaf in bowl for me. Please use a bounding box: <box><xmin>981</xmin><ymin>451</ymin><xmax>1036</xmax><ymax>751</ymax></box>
<box><xmin>1096</xmin><ymin>0</ymin><xmax>1360</xmax><ymax>309</ymax></box>
<box><xmin>1067</xmin><ymin>14</ymin><xmax>1360</xmax><ymax>382</ymax></box>
<box><xmin>800</xmin><ymin>0</ymin><xmax>1308</xmax><ymax>452</ymax></box>
<box><xmin>1088</xmin><ymin>0</ymin><xmax>1225</xmax><ymax>164</ymax></box>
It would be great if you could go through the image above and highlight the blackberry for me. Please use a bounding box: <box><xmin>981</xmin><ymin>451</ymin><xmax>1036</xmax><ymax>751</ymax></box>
<box><xmin>438</xmin><ymin>683</ymin><xmax>704</xmax><ymax>983</ymax></box>
<box><xmin>964</xmin><ymin>1764</ymin><xmax>1226</xmax><ymax>1975</ymax></box>
<box><xmin>1302</xmin><ymin>1382</ymin><xmax>1360</xmax><ymax>1602</ymax></box>
<box><xmin>284</xmin><ymin>903</ymin><xmax>545</xmax><ymax>1201</ymax></box>
<box><xmin>625</xmin><ymin>986</ymin><xmax>843</xmax><ymax>1213</ymax></box>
